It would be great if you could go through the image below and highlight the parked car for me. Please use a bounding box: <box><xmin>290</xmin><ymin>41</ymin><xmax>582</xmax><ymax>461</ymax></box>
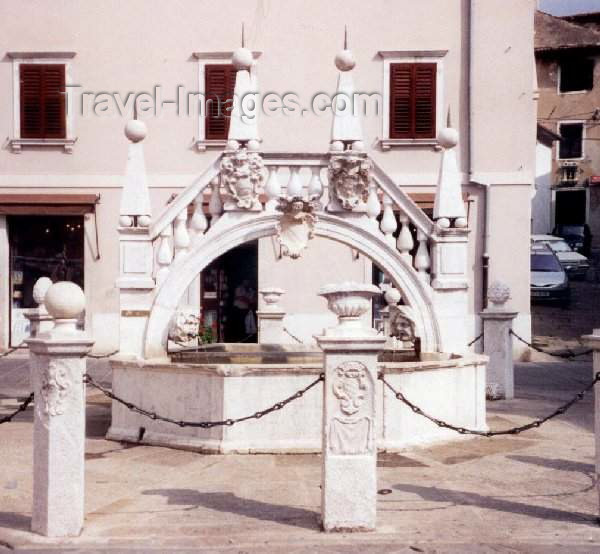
<box><xmin>531</xmin><ymin>244</ymin><xmax>570</xmax><ymax>306</ymax></box>
<box><xmin>553</xmin><ymin>223</ymin><xmax>592</xmax><ymax>257</ymax></box>
<box><xmin>531</xmin><ymin>234</ymin><xmax>589</xmax><ymax>279</ymax></box>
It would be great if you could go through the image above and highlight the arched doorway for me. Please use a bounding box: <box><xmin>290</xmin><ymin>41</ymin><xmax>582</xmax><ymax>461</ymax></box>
<box><xmin>144</xmin><ymin>211</ymin><xmax>441</xmax><ymax>359</ymax></box>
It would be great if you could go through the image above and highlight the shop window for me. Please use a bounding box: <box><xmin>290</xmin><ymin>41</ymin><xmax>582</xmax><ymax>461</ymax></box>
<box><xmin>9</xmin><ymin>215</ymin><xmax>84</xmax><ymax>345</ymax></box>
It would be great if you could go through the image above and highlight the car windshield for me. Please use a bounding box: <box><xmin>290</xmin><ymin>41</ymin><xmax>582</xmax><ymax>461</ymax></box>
<box><xmin>531</xmin><ymin>253</ymin><xmax>562</xmax><ymax>272</ymax></box>
<box><xmin>546</xmin><ymin>240</ymin><xmax>572</xmax><ymax>253</ymax></box>
<box><xmin>559</xmin><ymin>225</ymin><xmax>584</xmax><ymax>236</ymax></box>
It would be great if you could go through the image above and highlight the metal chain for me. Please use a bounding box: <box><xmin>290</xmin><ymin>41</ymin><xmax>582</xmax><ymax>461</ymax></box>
<box><xmin>379</xmin><ymin>372</ymin><xmax>600</xmax><ymax>437</ymax></box>
<box><xmin>510</xmin><ymin>330</ymin><xmax>593</xmax><ymax>359</ymax></box>
<box><xmin>83</xmin><ymin>372</ymin><xmax>324</xmax><ymax>428</ymax></box>
<box><xmin>86</xmin><ymin>350</ymin><xmax>119</xmax><ymax>359</ymax></box>
<box><xmin>467</xmin><ymin>333</ymin><xmax>483</xmax><ymax>347</ymax></box>
<box><xmin>0</xmin><ymin>343</ymin><xmax>25</xmax><ymax>358</ymax></box>
<box><xmin>0</xmin><ymin>393</ymin><xmax>34</xmax><ymax>425</ymax></box>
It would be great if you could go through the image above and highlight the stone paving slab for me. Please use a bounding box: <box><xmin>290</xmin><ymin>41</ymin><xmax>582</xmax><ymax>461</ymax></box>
<box><xmin>1</xmin><ymin>359</ymin><xmax>600</xmax><ymax>551</ymax></box>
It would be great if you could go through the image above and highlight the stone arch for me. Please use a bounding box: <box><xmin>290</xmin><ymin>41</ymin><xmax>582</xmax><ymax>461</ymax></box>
<box><xmin>144</xmin><ymin>212</ymin><xmax>441</xmax><ymax>359</ymax></box>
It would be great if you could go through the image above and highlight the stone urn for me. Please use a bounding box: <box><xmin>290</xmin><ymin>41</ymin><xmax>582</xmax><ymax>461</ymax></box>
<box><xmin>318</xmin><ymin>282</ymin><xmax>381</xmax><ymax>336</ymax></box>
<box><xmin>259</xmin><ymin>287</ymin><xmax>285</xmax><ymax>312</ymax></box>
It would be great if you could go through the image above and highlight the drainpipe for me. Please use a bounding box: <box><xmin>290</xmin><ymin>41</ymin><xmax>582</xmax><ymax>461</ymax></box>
<box><xmin>468</xmin><ymin>0</ymin><xmax>490</xmax><ymax>309</ymax></box>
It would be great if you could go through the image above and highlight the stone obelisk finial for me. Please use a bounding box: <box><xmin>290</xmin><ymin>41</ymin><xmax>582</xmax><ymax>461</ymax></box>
<box><xmin>330</xmin><ymin>26</ymin><xmax>364</xmax><ymax>151</ymax></box>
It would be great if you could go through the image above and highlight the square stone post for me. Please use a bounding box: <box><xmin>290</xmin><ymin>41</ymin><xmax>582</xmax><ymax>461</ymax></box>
<box><xmin>316</xmin><ymin>283</ymin><xmax>385</xmax><ymax>532</ymax></box>
<box><xmin>481</xmin><ymin>282</ymin><xmax>517</xmax><ymax>400</ymax></box>
<box><xmin>26</xmin><ymin>282</ymin><xmax>94</xmax><ymax>537</ymax></box>
<box><xmin>257</xmin><ymin>287</ymin><xmax>286</xmax><ymax>343</ymax></box>
<box><xmin>582</xmin><ymin>329</ymin><xmax>600</xmax><ymax>515</ymax></box>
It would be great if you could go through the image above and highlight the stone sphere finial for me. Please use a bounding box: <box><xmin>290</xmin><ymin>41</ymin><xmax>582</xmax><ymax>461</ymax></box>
<box><xmin>32</xmin><ymin>277</ymin><xmax>53</xmax><ymax>307</ymax></box>
<box><xmin>44</xmin><ymin>282</ymin><xmax>86</xmax><ymax>321</ymax></box>
<box><xmin>487</xmin><ymin>281</ymin><xmax>511</xmax><ymax>310</ymax></box>
<box><xmin>438</xmin><ymin>127</ymin><xmax>459</xmax><ymax>149</ymax></box>
<box><xmin>232</xmin><ymin>47</ymin><xmax>253</xmax><ymax>70</ymax></box>
<box><xmin>384</xmin><ymin>286</ymin><xmax>401</xmax><ymax>306</ymax></box>
<box><xmin>124</xmin><ymin>119</ymin><xmax>147</xmax><ymax>143</ymax></box>
<box><xmin>334</xmin><ymin>49</ymin><xmax>356</xmax><ymax>71</ymax></box>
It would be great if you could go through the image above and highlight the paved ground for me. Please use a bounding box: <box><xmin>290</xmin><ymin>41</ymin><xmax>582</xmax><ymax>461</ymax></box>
<box><xmin>532</xmin><ymin>272</ymin><xmax>600</xmax><ymax>344</ymax></box>
<box><xmin>1</xmin><ymin>355</ymin><xmax>599</xmax><ymax>552</ymax></box>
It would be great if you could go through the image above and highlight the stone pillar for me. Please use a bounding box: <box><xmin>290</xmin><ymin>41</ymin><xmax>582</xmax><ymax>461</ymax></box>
<box><xmin>26</xmin><ymin>282</ymin><xmax>94</xmax><ymax>537</ymax></box>
<box><xmin>430</xmin><ymin>227</ymin><xmax>470</xmax><ymax>353</ymax></box>
<box><xmin>582</xmin><ymin>329</ymin><xmax>600</xmax><ymax>514</ymax></box>
<box><xmin>316</xmin><ymin>283</ymin><xmax>386</xmax><ymax>532</ymax></box>
<box><xmin>257</xmin><ymin>288</ymin><xmax>286</xmax><ymax>343</ymax></box>
<box><xmin>481</xmin><ymin>282</ymin><xmax>517</xmax><ymax>400</ymax></box>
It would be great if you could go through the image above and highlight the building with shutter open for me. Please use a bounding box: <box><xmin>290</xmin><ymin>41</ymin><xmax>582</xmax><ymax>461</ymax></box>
<box><xmin>0</xmin><ymin>0</ymin><xmax>536</xmax><ymax>357</ymax></box>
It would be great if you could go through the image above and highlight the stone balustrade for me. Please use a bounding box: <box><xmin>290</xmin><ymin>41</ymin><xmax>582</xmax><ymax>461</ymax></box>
<box><xmin>148</xmin><ymin>152</ymin><xmax>439</xmax><ymax>289</ymax></box>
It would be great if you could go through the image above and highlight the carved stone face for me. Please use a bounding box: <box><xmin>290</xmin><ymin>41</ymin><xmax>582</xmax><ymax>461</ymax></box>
<box><xmin>169</xmin><ymin>310</ymin><xmax>200</xmax><ymax>342</ymax></box>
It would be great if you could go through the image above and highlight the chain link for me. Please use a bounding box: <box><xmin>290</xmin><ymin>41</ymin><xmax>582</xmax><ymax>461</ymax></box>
<box><xmin>0</xmin><ymin>343</ymin><xmax>26</xmax><ymax>359</ymax></box>
<box><xmin>467</xmin><ymin>333</ymin><xmax>483</xmax><ymax>347</ymax></box>
<box><xmin>0</xmin><ymin>393</ymin><xmax>34</xmax><ymax>425</ymax></box>
<box><xmin>379</xmin><ymin>372</ymin><xmax>600</xmax><ymax>437</ymax></box>
<box><xmin>510</xmin><ymin>330</ymin><xmax>593</xmax><ymax>359</ymax></box>
<box><xmin>83</xmin><ymin>372</ymin><xmax>324</xmax><ymax>428</ymax></box>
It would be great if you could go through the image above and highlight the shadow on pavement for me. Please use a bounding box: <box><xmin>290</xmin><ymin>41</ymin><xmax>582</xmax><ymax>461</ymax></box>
<box><xmin>142</xmin><ymin>489</ymin><xmax>319</xmax><ymax>530</ymax></box>
<box><xmin>0</xmin><ymin>511</ymin><xmax>30</xmax><ymax>532</ymax></box>
<box><xmin>393</xmin><ymin>483</ymin><xmax>597</xmax><ymax>526</ymax></box>
<box><xmin>507</xmin><ymin>454</ymin><xmax>594</xmax><ymax>475</ymax></box>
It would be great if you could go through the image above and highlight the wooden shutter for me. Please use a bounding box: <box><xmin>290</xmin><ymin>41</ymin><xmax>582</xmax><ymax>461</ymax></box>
<box><xmin>20</xmin><ymin>64</ymin><xmax>66</xmax><ymax>139</ymax></box>
<box><xmin>205</xmin><ymin>64</ymin><xmax>236</xmax><ymax>140</ymax></box>
<box><xmin>389</xmin><ymin>63</ymin><xmax>436</xmax><ymax>139</ymax></box>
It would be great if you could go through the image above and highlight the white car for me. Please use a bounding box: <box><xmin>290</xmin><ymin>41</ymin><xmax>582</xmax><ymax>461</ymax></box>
<box><xmin>531</xmin><ymin>235</ymin><xmax>589</xmax><ymax>279</ymax></box>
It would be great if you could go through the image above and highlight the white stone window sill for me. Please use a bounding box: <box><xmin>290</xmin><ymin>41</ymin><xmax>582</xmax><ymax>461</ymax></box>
<box><xmin>9</xmin><ymin>138</ymin><xmax>77</xmax><ymax>153</ymax></box>
<box><xmin>195</xmin><ymin>139</ymin><xmax>227</xmax><ymax>152</ymax></box>
<box><xmin>378</xmin><ymin>138</ymin><xmax>441</xmax><ymax>151</ymax></box>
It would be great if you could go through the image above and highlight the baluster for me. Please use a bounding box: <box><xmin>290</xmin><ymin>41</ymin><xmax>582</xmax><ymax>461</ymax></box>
<box><xmin>208</xmin><ymin>177</ymin><xmax>222</xmax><ymax>226</ymax></box>
<box><xmin>265</xmin><ymin>166</ymin><xmax>282</xmax><ymax>212</ymax></box>
<box><xmin>173</xmin><ymin>208</ymin><xmax>190</xmax><ymax>261</ymax></box>
<box><xmin>380</xmin><ymin>194</ymin><xmax>397</xmax><ymax>247</ymax></box>
<box><xmin>414</xmin><ymin>230</ymin><xmax>431</xmax><ymax>284</ymax></box>
<box><xmin>366</xmin><ymin>185</ymin><xmax>381</xmax><ymax>231</ymax></box>
<box><xmin>156</xmin><ymin>224</ymin><xmax>173</xmax><ymax>286</ymax></box>
<box><xmin>308</xmin><ymin>166</ymin><xmax>323</xmax><ymax>202</ymax></box>
<box><xmin>396</xmin><ymin>213</ymin><xmax>414</xmax><ymax>261</ymax></box>
<box><xmin>190</xmin><ymin>192</ymin><xmax>208</xmax><ymax>239</ymax></box>
<box><xmin>287</xmin><ymin>166</ymin><xmax>303</xmax><ymax>198</ymax></box>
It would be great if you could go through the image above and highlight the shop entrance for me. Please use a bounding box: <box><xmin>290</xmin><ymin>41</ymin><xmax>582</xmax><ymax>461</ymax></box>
<box><xmin>8</xmin><ymin>215</ymin><xmax>84</xmax><ymax>346</ymax></box>
<box><xmin>200</xmin><ymin>240</ymin><xmax>258</xmax><ymax>343</ymax></box>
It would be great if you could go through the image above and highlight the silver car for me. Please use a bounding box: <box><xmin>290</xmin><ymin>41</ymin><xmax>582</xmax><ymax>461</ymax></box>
<box><xmin>531</xmin><ymin>234</ymin><xmax>589</xmax><ymax>279</ymax></box>
<box><xmin>531</xmin><ymin>245</ymin><xmax>570</xmax><ymax>306</ymax></box>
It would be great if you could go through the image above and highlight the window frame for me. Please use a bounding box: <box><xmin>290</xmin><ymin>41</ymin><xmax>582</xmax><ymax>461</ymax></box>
<box><xmin>8</xmin><ymin>52</ymin><xmax>76</xmax><ymax>153</ymax></box>
<box><xmin>378</xmin><ymin>50</ymin><xmax>447</xmax><ymax>150</ymax></box>
<box><xmin>557</xmin><ymin>120</ymin><xmax>585</xmax><ymax>161</ymax></box>
<box><xmin>557</xmin><ymin>57</ymin><xmax>595</xmax><ymax>95</ymax></box>
<box><xmin>193</xmin><ymin>51</ymin><xmax>262</xmax><ymax>152</ymax></box>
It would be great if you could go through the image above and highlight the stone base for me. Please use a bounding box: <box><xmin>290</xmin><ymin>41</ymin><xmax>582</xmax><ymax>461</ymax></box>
<box><xmin>109</xmin><ymin>353</ymin><xmax>487</xmax><ymax>453</ymax></box>
<box><xmin>322</xmin><ymin>455</ymin><xmax>376</xmax><ymax>532</ymax></box>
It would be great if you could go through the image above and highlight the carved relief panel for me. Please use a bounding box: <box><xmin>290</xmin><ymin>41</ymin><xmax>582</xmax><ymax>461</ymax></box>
<box><xmin>328</xmin><ymin>360</ymin><xmax>374</xmax><ymax>455</ymax></box>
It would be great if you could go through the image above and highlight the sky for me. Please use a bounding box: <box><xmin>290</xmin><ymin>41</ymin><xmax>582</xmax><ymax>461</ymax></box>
<box><xmin>539</xmin><ymin>0</ymin><xmax>600</xmax><ymax>15</ymax></box>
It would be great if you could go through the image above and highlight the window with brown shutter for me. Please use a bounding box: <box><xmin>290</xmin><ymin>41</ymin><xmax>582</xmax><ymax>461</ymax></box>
<box><xmin>20</xmin><ymin>64</ymin><xmax>66</xmax><ymax>139</ymax></box>
<box><xmin>205</xmin><ymin>64</ymin><xmax>236</xmax><ymax>140</ymax></box>
<box><xmin>389</xmin><ymin>63</ymin><xmax>436</xmax><ymax>139</ymax></box>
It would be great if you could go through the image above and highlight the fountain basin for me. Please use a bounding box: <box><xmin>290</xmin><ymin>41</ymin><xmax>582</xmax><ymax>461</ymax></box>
<box><xmin>107</xmin><ymin>347</ymin><xmax>488</xmax><ymax>453</ymax></box>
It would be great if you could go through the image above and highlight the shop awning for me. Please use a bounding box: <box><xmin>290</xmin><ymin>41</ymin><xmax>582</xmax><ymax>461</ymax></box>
<box><xmin>0</xmin><ymin>194</ymin><xmax>99</xmax><ymax>215</ymax></box>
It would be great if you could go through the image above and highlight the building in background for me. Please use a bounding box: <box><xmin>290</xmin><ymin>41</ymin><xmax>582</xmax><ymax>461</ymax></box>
<box><xmin>535</xmin><ymin>10</ymin><xmax>600</xmax><ymax>251</ymax></box>
<box><xmin>0</xmin><ymin>0</ymin><xmax>536</xmax><ymax>355</ymax></box>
